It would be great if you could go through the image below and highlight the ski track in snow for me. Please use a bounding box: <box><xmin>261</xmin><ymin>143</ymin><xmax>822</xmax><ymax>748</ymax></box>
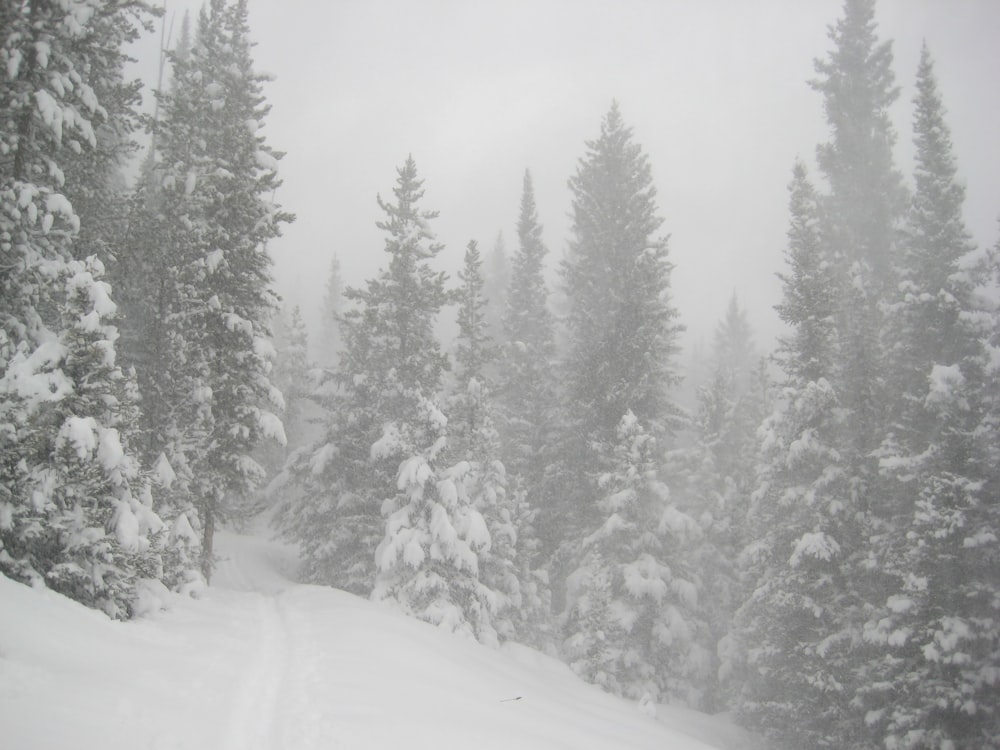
<box><xmin>0</xmin><ymin>527</ymin><xmax>752</xmax><ymax>749</ymax></box>
<box><xmin>221</xmin><ymin>593</ymin><xmax>289</xmax><ymax>750</ymax></box>
<box><xmin>213</xmin><ymin>531</ymin><xmax>297</xmax><ymax>750</ymax></box>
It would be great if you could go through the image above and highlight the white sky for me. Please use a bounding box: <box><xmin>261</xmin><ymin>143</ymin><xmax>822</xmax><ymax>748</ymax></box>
<box><xmin>129</xmin><ymin>0</ymin><xmax>1000</xmax><ymax>357</ymax></box>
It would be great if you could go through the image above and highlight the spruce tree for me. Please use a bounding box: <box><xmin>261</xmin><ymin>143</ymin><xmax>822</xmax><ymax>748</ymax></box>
<box><xmin>483</xmin><ymin>231</ymin><xmax>510</xmax><ymax>344</ymax></box>
<box><xmin>861</xmin><ymin>46</ymin><xmax>1000</xmax><ymax>749</ymax></box>
<box><xmin>444</xmin><ymin>237</ymin><xmax>551</xmax><ymax>647</ymax></box>
<box><xmin>317</xmin><ymin>254</ymin><xmax>344</xmax><ymax>368</ymax></box>
<box><xmin>259</xmin><ymin>304</ymin><xmax>310</xmax><ymax>480</ymax></box>
<box><xmin>129</xmin><ymin>0</ymin><xmax>290</xmax><ymax>581</ymax></box>
<box><xmin>278</xmin><ymin>157</ymin><xmax>450</xmax><ymax>594</ymax></box>
<box><xmin>728</xmin><ymin>161</ymin><xmax>859</xmax><ymax>748</ymax></box>
<box><xmin>562</xmin><ymin>412</ymin><xmax>707</xmax><ymax>705</ymax></box>
<box><xmin>552</xmin><ymin>102</ymin><xmax>682</xmax><ymax>612</ymax></box>
<box><xmin>674</xmin><ymin>297</ymin><xmax>770</xmax><ymax>710</ymax></box>
<box><xmin>496</xmin><ymin>170</ymin><xmax>557</xmax><ymax>495</ymax></box>
<box><xmin>0</xmin><ymin>0</ymin><xmax>171</xmax><ymax>615</ymax></box>
<box><xmin>773</xmin><ymin>161</ymin><xmax>838</xmax><ymax>385</ymax></box>
<box><xmin>449</xmin><ymin>240</ymin><xmax>494</xmax><ymax>456</ymax></box>
<box><xmin>560</xmin><ymin>103</ymin><xmax>681</xmax><ymax>451</ymax></box>
<box><xmin>731</xmin><ymin>2</ymin><xmax>908</xmax><ymax>744</ymax></box>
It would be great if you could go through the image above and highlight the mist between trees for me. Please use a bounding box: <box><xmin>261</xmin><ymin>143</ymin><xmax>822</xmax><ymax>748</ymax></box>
<box><xmin>1</xmin><ymin>1</ymin><xmax>998</xmax><ymax>748</ymax></box>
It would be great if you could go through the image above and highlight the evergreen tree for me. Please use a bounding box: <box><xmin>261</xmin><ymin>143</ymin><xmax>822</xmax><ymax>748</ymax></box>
<box><xmin>551</xmin><ymin>102</ymin><xmax>682</xmax><ymax>610</ymax></box>
<box><xmin>673</xmin><ymin>298</ymin><xmax>770</xmax><ymax>710</ymax></box>
<box><xmin>129</xmin><ymin>0</ymin><xmax>290</xmax><ymax>581</ymax></box>
<box><xmin>449</xmin><ymin>240</ymin><xmax>494</xmax><ymax>456</ymax></box>
<box><xmin>861</xmin><ymin>46</ymin><xmax>1000</xmax><ymax>749</ymax></box>
<box><xmin>371</xmin><ymin>396</ymin><xmax>498</xmax><ymax>641</ymax></box>
<box><xmin>562</xmin><ymin>412</ymin><xmax>707</xmax><ymax>705</ymax></box>
<box><xmin>444</xmin><ymin>237</ymin><xmax>552</xmax><ymax>648</ymax></box>
<box><xmin>560</xmin><ymin>104</ymin><xmax>682</xmax><ymax>448</ymax></box>
<box><xmin>728</xmin><ymin>161</ymin><xmax>860</xmax><ymax>748</ymax></box>
<box><xmin>259</xmin><ymin>304</ymin><xmax>311</xmax><ymax>479</ymax></box>
<box><xmin>483</xmin><ymin>231</ymin><xmax>510</xmax><ymax>344</ymax></box>
<box><xmin>811</xmin><ymin>0</ymin><xmax>906</xmax><ymax>288</ymax></box>
<box><xmin>730</xmin><ymin>2</ymin><xmax>908</xmax><ymax>744</ymax></box>
<box><xmin>496</xmin><ymin>170</ymin><xmax>557</xmax><ymax>495</ymax></box>
<box><xmin>0</xmin><ymin>0</ymin><xmax>173</xmax><ymax>615</ymax></box>
<box><xmin>278</xmin><ymin>157</ymin><xmax>449</xmax><ymax>595</ymax></box>
<box><xmin>317</xmin><ymin>254</ymin><xmax>344</xmax><ymax>368</ymax></box>
<box><xmin>773</xmin><ymin>161</ymin><xmax>838</xmax><ymax>385</ymax></box>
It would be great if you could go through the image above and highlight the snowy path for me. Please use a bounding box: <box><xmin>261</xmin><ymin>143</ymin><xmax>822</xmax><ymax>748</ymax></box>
<box><xmin>0</xmin><ymin>529</ymin><xmax>755</xmax><ymax>750</ymax></box>
<box><xmin>220</xmin><ymin>593</ymin><xmax>288</xmax><ymax>750</ymax></box>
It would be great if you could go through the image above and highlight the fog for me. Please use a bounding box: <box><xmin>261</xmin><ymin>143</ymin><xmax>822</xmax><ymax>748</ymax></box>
<box><xmin>129</xmin><ymin>0</ymin><xmax>1000</xmax><ymax>357</ymax></box>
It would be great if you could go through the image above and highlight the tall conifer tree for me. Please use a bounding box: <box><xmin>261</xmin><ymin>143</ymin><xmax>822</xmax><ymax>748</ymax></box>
<box><xmin>553</xmin><ymin>102</ymin><xmax>681</xmax><ymax>565</ymax></box>
<box><xmin>732</xmin><ymin>2</ymin><xmax>909</xmax><ymax>745</ymax></box>
<box><xmin>0</xmin><ymin>0</ymin><xmax>173</xmax><ymax>615</ymax></box>
<box><xmin>129</xmin><ymin>0</ymin><xmax>290</xmax><ymax>581</ymax></box>
<box><xmin>279</xmin><ymin>157</ymin><xmax>449</xmax><ymax>594</ymax></box>
<box><xmin>861</xmin><ymin>46</ymin><xmax>1000</xmax><ymax>749</ymax></box>
<box><xmin>497</xmin><ymin>171</ymin><xmax>556</xmax><ymax>496</ymax></box>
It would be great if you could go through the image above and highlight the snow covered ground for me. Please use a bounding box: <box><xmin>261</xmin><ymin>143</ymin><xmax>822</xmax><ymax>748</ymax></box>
<box><xmin>0</xmin><ymin>529</ymin><xmax>759</xmax><ymax>749</ymax></box>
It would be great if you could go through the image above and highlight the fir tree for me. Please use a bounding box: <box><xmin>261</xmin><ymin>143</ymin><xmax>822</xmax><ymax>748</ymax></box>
<box><xmin>278</xmin><ymin>157</ymin><xmax>449</xmax><ymax>595</ymax></box>
<box><xmin>483</xmin><ymin>231</ymin><xmax>510</xmax><ymax>344</ymax></box>
<box><xmin>259</xmin><ymin>304</ymin><xmax>311</xmax><ymax>480</ymax></box>
<box><xmin>731</xmin><ymin>2</ymin><xmax>908</xmax><ymax>744</ymax></box>
<box><xmin>317</xmin><ymin>254</ymin><xmax>344</xmax><ymax>368</ymax></box>
<box><xmin>0</xmin><ymin>0</ymin><xmax>171</xmax><ymax>615</ymax></box>
<box><xmin>861</xmin><ymin>46</ymin><xmax>1000</xmax><ymax>749</ymax></box>
<box><xmin>673</xmin><ymin>298</ymin><xmax>770</xmax><ymax>710</ymax></box>
<box><xmin>444</xmin><ymin>237</ymin><xmax>551</xmax><ymax>648</ymax></box>
<box><xmin>129</xmin><ymin>0</ymin><xmax>290</xmax><ymax>581</ymax></box>
<box><xmin>562</xmin><ymin>412</ymin><xmax>707</xmax><ymax>705</ymax></box>
<box><xmin>773</xmin><ymin>161</ymin><xmax>838</xmax><ymax>385</ymax></box>
<box><xmin>496</xmin><ymin>170</ymin><xmax>557</xmax><ymax>495</ymax></box>
<box><xmin>449</xmin><ymin>240</ymin><xmax>494</xmax><ymax>456</ymax></box>
<box><xmin>551</xmin><ymin>102</ymin><xmax>682</xmax><ymax>611</ymax></box>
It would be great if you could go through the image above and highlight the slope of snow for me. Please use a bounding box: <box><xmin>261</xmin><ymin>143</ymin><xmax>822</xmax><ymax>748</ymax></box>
<box><xmin>0</xmin><ymin>530</ymin><xmax>758</xmax><ymax>749</ymax></box>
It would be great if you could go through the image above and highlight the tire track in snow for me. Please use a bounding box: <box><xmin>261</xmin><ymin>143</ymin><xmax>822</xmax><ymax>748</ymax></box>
<box><xmin>222</xmin><ymin>592</ymin><xmax>290</xmax><ymax>750</ymax></box>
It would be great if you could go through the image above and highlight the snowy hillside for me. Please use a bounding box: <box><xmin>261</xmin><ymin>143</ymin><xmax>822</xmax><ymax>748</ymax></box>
<box><xmin>0</xmin><ymin>530</ymin><xmax>756</xmax><ymax>750</ymax></box>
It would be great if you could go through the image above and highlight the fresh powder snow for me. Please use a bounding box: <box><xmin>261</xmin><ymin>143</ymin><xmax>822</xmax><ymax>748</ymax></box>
<box><xmin>0</xmin><ymin>527</ymin><xmax>757</xmax><ymax>750</ymax></box>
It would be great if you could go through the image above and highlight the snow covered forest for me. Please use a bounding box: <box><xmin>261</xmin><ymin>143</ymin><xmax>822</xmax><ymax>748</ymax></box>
<box><xmin>1</xmin><ymin>1</ymin><xmax>999</xmax><ymax>748</ymax></box>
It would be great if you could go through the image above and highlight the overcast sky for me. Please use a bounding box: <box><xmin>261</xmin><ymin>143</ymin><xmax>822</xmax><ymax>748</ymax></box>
<box><xmin>130</xmin><ymin>0</ymin><xmax>1000</xmax><ymax>359</ymax></box>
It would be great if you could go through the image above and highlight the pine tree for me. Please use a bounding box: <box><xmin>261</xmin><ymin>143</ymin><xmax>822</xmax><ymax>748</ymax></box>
<box><xmin>861</xmin><ymin>46</ymin><xmax>1000</xmax><ymax>749</ymax></box>
<box><xmin>673</xmin><ymin>297</ymin><xmax>770</xmax><ymax>710</ymax></box>
<box><xmin>730</xmin><ymin>2</ymin><xmax>908</xmax><ymax>744</ymax></box>
<box><xmin>0</xmin><ymin>0</ymin><xmax>171</xmax><ymax>615</ymax></box>
<box><xmin>562</xmin><ymin>412</ymin><xmax>707</xmax><ymax>705</ymax></box>
<box><xmin>129</xmin><ymin>0</ymin><xmax>290</xmax><ymax>581</ymax></box>
<box><xmin>444</xmin><ymin>237</ymin><xmax>552</xmax><ymax>648</ymax></box>
<box><xmin>317</xmin><ymin>254</ymin><xmax>344</xmax><ymax>368</ymax></box>
<box><xmin>560</xmin><ymin>103</ymin><xmax>681</xmax><ymax>448</ymax></box>
<box><xmin>728</xmin><ymin>162</ymin><xmax>860</xmax><ymax>748</ymax></box>
<box><xmin>449</xmin><ymin>240</ymin><xmax>494</xmax><ymax>456</ymax></box>
<box><xmin>278</xmin><ymin>157</ymin><xmax>450</xmax><ymax>595</ymax></box>
<box><xmin>371</xmin><ymin>396</ymin><xmax>497</xmax><ymax>641</ymax></box>
<box><xmin>496</xmin><ymin>170</ymin><xmax>557</xmax><ymax>495</ymax></box>
<box><xmin>483</xmin><ymin>231</ymin><xmax>510</xmax><ymax>345</ymax></box>
<box><xmin>259</xmin><ymin>304</ymin><xmax>310</xmax><ymax>480</ymax></box>
<box><xmin>773</xmin><ymin>161</ymin><xmax>838</xmax><ymax>385</ymax></box>
<box><xmin>551</xmin><ymin>102</ymin><xmax>682</xmax><ymax>611</ymax></box>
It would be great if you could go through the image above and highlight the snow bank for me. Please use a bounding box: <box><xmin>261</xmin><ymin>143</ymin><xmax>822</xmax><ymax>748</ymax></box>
<box><xmin>0</xmin><ymin>530</ymin><xmax>753</xmax><ymax>750</ymax></box>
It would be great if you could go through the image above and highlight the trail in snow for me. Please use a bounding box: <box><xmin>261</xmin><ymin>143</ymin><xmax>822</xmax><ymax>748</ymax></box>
<box><xmin>0</xmin><ymin>527</ymin><xmax>758</xmax><ymax>750</ymax></box>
